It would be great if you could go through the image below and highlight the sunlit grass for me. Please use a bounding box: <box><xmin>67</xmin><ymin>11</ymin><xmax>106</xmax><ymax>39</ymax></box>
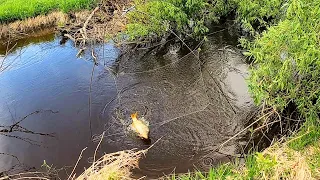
<box><xmin>168</xmin><ymin>141</ymin><xmax>317</xmax><ymax>180</ymax></box>
<box><xmin>0</xmin><ymin>0</ymin><xmax>95</xmax><ymax>22</ymax></box>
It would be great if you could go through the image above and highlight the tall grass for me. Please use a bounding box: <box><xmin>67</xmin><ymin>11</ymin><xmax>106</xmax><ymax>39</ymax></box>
<box><xmin>0</xmin><ymin>0</ymin><xmax>95</xmax><ymax>23</ymax></box>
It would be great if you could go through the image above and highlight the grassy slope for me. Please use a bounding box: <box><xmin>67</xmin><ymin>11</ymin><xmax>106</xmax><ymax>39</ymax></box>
<box><xmin>0</xmin><ymin>0</ymin><xmax>94</xmax><ymax>22</ymax></box>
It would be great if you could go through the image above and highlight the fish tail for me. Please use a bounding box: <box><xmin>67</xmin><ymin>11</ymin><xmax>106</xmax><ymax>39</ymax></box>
<box><xmin>131</xmin><ymin>112</ymin><xmax>138</xmax><ymax>120</ymax></box>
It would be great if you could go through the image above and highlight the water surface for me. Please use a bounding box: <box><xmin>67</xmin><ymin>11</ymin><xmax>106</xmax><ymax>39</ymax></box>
<box><xmin>0</xmin><ymin>28</ymin><xmax>256</xmax><ymax>178</ymax></box>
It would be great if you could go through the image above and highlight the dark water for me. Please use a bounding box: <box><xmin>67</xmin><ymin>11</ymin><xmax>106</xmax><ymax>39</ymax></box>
<box><xmin>0</xmin><ymin>28</ymin><xmax>256</xmax><ymax>178</ymax></box>
<box><xmin>0</xmin><ymin>34</ymin><xmax>119</xmax><ymax>176</ymax></box>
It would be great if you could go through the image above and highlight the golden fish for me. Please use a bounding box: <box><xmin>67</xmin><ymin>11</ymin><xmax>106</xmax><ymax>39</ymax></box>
<box><xmin>130</xmin><ymin>112</ymin><xmax>149</xmax><ymax>139</ymax></box>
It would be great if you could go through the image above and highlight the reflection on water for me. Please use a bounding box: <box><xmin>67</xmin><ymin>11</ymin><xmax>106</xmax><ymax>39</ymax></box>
<box><xmin>0</xmin><ymin>26</ymin><xmax>257</xmax><ymax>179</ymax></box>
<box><xmin>0</xmin><ymin>34</ymin><xmax>119</xmax><ymax>176</ymax></box>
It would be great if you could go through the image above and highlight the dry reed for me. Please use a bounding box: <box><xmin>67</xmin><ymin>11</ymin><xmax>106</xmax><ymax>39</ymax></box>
<box><xmin>243</xmin><ymin>143</ymin><xmax>314</xmax><ymax>180</ymax></box>
<box><xmin>0</xmin><ymin>11</ymin><xmax>68</xmax><ymax>40</ymax></box>
<box><xmin>76</xmin><ymin>149</ymin><xmax>146</xmax><ymax>180</ymax></box>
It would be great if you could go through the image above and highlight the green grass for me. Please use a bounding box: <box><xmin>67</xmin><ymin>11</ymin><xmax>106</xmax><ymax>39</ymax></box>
<box><xmin>0</xmin><ymin>0</ymin><xmax>95</xmax><ymax>23</ymax></box>
<box><xmin>169</xmin><ymin>141</ymin><xmax>320</xmax><ymax>179</ymax></box>
<box><xmin>169</xmin><ymin>164</ymin><xmax>239</xmax><ymax>180</ymax></box>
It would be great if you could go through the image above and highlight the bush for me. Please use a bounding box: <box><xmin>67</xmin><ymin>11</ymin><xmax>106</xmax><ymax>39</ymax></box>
<box><xmin>125</xmin><ymin>0</ymin><xmax>234</xmax><ymax>40</ymax></box>
<box><xmin>244</xmin><ymin>0</ymin><xmax>320</xmax><ymax>139</ymax></box>
<box><xmin>232</xmin><ymin>0</ymin><xmax>287</xmax><ymax>34</ymax></box>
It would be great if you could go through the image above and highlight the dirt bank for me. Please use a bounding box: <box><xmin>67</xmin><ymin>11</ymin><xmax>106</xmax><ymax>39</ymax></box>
<box><xmin>0</xmin><ymin>0</ymin><xmax>130</xmax><ymax>46</ymax></box>
<box><xmin>0</xmin><ymin>11</ymin><xmax>67</xmax><ymax>44</ymax></box>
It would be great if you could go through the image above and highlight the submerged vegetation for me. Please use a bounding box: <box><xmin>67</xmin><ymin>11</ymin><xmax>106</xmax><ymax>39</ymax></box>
<box><xmin>0</xmin><ymin>0</ymin><xmax>94</xmax><ymax>22</ymax></box>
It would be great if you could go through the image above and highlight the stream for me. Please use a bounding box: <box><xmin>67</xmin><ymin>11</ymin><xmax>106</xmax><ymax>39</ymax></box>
<box><xmin>0</xmin><ymin>27</ymin><xmax>257</xmax><ymax>178</ymax></box>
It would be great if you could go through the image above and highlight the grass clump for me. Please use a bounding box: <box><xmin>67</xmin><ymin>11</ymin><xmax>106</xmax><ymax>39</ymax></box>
<box><xmin>0</xmin><ymin>0</ymin><xmax>94</xmax><ymax>23</ymax></box>
<box><xmin>76</xmin><ymin>149</ymin><xmax>146</xmax><ymax>180</ymax></box>
<box><xmin>169</xmin><ymin>164</ymin><xmax>238</xmax><ymax>180</ymax></box>
<box><xmin>168</xmin><ymin>142</ymin><xmax>315</xmax><ymax>180</ymax></box>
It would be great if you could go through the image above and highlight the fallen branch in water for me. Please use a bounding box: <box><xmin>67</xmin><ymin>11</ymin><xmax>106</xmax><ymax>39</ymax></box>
<box><xmin>0</xmin><ymin>41</ymin><xmax>17</xmax><ymax>73</ymax></box>
<box><xmin>0</xmin><ymin>110</ymin><xmax>58</xmax><ymax>146</ymax></box>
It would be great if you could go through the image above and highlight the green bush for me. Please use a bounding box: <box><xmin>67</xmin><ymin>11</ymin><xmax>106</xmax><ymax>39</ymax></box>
<box><xmin>244</xmin><ymin>0</ymin><xmax>320</xmax><ymax>146</ymax></box>
<box><xmin>126</xmin><ymin>0</ymin><xmax>234</xmax><ymax>40</ymax></box>
<box><xmin>125</xmin><ymin>0</ymin><xmax>290</xmax><ymax>39</ymax></box>
<box><xmin>232</xmin><ymin>0</ymin><xmax>287</xmax><ymax>34</ymax></box>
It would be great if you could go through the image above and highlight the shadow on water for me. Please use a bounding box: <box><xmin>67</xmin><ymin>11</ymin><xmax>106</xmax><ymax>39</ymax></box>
<box><xmin>0</xmin><ymin>24</ymin><xmax>258</xmax><ymax>179</ymax></box>
<box><xmin>0</xmin><ymin>29</ymin><xmax>56</xmax><ymax>54</ymax></box>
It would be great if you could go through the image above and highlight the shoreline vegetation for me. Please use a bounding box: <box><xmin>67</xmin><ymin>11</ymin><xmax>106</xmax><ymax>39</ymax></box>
<box><xmin>0</xmin><ymin>0</ymin><xmax>93</xmax><ymax>23</ymax></box>
<box><xmin>0</xmin><ymin>0</ymin><xmax>319</xmax><ymax>179</ymax></box>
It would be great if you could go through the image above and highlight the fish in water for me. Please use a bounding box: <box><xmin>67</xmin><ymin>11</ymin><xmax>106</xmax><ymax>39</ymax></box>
<box><xmin>130</xmin><ymin>112</ymin><xmax>150</xmax><ymax>140</ymax></box>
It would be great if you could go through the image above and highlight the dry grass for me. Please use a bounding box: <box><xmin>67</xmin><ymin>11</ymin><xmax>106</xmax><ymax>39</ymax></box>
<box><xmin>0</xmin><ymin>147</ymin><xmax>146</xmax><ymax>180</ymax></box>
<box><xmin>304</xmin><ymin>142</ymin><xmax>320</xmax><ymax>179</ymax></box>
<box><xmin>0</xmin><ymin>11</ymin><xmax>68</xmax><ymax>40</ymax></box>
<box><xmin>76</xmin><ymin>149</ymin><xmax>146</xmax><ymax>180</ymax></box>
<box><xmin>244</xmin><ymin>143</ymin><xmax>314</xmax><ymax>180</ymax></box>
<box><xmin>0</xmin><ymin>149</ymin><xmax>146</xmax><ymax>180</ymax></box>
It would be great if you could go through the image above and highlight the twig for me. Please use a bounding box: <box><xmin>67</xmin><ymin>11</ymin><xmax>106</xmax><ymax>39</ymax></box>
<box><xmin>88</xmin><ymin>63</ymin><xmax>95</xmax><ymax>137</ymax></box>
<box><xmin>253</xmin><ymin>119</ymin><xmax>281</xmax><ymax>132</ymax></box>
<box><xmin>0</xmin><ymin>42</ymin><xmax>17</xmax><ymax>72</ymax></box>
<box><xmin>8</xmin><ymin>110</ymin><xmax>58</xmax><ymax>132</ymax></box>
<box><xmin>145</xmin><ymin>136</ymin><xmax>163</xmax><ymax>152</ymax></box>
<box><xmin>168</xmin><ymin>29</ymin><xmax>199</xmax><ymax>59</ymax></box>
<box><xmin>67</xmin><ymin>147</ymin><xmax>88</xmax><ymax>180</ymax></box>
<box><xmin>0</xmin><ymin>152</ymin><xmax>21</xmax><ymax>163</ymax></box>
<box><xmin>93</xmin><ymin>132</ymin><xmax>105</xmax><ymax>170</ymax></box>
<box><xmin>274</xmin><ymin>109</ymin><xmax>282</xmax><ymax>134</ymax></box>
<box><xmin>64</xmin><ymin>34</ymin><xmax>76</xmax><ymax>43</ymax></box>
<box><xmin>76</xmin><ymin>48</ymin><xmax>85</xmax><ymax>57</ymax></box>
<box><xmin>9</xmin><ymin>177</ymin><xmax>50</xmax><ymax>180</ymax></box>
<box><xmin>0</xmin><ymin>133</ymin><xmax>42</xmax><ymax>146</ymax></box>
<box><xmin>91</xmin><ymin>48</ymin><xmax>98</xmax><ymax>65</ymax></box>
<box><xmin>219</xmin><ymin>110</ymin><xmax>274</xmax><ymax>150</ymax></box>
<box><xmin>83</xmin><ymin>7</ymin><xmax>100</xmax><ymax>39</ymax></box>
